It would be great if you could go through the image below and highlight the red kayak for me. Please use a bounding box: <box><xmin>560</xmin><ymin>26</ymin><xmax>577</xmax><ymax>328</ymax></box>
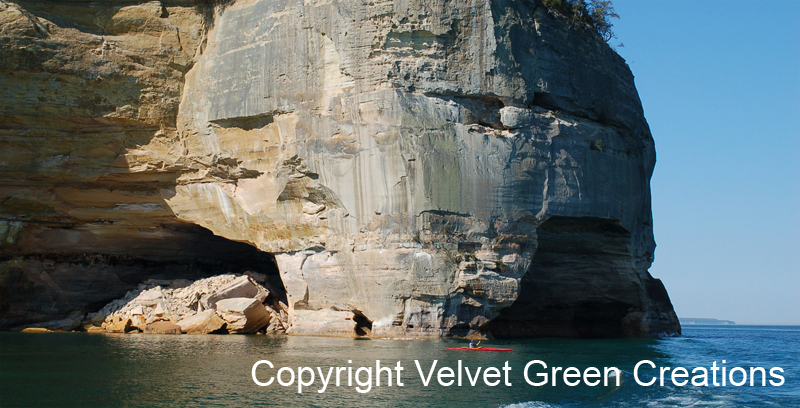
<box><xmin>445</xmin><ymin>346</ymin><xmax>512</xmax><ymax>352</ymax></box>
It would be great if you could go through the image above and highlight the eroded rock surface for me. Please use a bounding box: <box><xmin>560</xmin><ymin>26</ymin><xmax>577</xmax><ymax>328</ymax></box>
<box><xmin>1</xmin><ymin>0</ymin><xmax>680</xmax><ymax>337</ymax></box>
<box><xmin>215</xmin><ymin>297</ymin><xmax>270</xmax><ymax>334</ymax></box>
<box><xmin>177</xmin><ymin>309</ymin><xmax>225</xmax><ymax>334</ymax></box>
<box><xmin>0</xmin><ymin>0</ymin><xmax>285</xmax><ymax>329</ymax></box>
<box><xmin>166</xmin><ymin>0</ymin><xmax>679</xmax><ymax>338</ymax></box>
<box><xmin>144</xmin><ymin>320</ymin><xmax>182</xmax><ymax>334</ymax></box>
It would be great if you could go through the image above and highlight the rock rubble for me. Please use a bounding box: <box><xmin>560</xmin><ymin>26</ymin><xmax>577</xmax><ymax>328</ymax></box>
<box><xmin>1</xmin><ymin>0</ymin><xmax>681</xmax><ymax>338</ymax></box>
<box><xmin>85</xmin><ymin>274</ymin><xmax>288</xmax><ymax>335</ymax></box>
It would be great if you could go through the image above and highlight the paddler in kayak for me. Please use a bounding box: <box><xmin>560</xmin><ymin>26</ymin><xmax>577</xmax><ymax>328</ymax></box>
<box><xmin>468</xmin><ymin>340</ymin><xmax>481</xmax><ymax>349</ymax></box>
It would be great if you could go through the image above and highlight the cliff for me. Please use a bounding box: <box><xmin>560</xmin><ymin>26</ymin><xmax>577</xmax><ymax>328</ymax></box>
<box><xmin>0</xmin><ymin>0</ymin><xmax>680</xmax><ymax>337</ymax></box>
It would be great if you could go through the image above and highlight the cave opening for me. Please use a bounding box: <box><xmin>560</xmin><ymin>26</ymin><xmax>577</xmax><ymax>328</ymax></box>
<box><xmin>487</xmin><ymin>216</ymin><xmax>641</xmax><ymax>338</ymax></box>
<box><xmin>112</xmin><ymin>222</ymin><xmax>289</xmax><ymax>306</ymax></box>
<box><xmin>352</xmin><ymin>310</ymin><xmax>373</xmax><ymax>337</ymax></box>
<box><xmin>0</xmin><ymin>222</ymin><xmax>288</xmax><ymax>330</ymax></box>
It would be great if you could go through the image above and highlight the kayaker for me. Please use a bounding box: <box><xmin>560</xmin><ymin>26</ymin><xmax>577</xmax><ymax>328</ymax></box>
<box><xmin>468</xmin><ymin>340</ymin><xmax>481</xmax><ymax>349</ymax></box>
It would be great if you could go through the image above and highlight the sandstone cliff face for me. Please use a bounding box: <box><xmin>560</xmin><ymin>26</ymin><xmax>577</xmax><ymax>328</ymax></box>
<box><xmin>0</xmin><ymin>0</ymin><xmax>283</xmax><ymax>327</ymax></box>
<box><xmin>0</xmin><ymin>0</ymin><xmax>680</xmax><ymax>337</ymax></box>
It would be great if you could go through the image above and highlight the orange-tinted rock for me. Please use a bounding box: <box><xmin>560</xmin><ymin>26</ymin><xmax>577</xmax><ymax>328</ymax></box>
<box><xmin>21</xmin><ymin>327</ymin><xmax>50</xmax><ymax>333</ymax></box>
<box><xmin>176</xmin><ymin>310</ymin><xmax>226</xmax><ymax>334</ymax></box>
<box><xmin>144</xmin><ymin>321</ymin><xmax>182</xmax><ymax>335</ymax></box>
<box><xmin>215</xmin><ymin>298</ymin><xmax>270</xmax><ymax>334</ymax></box>
<box><xmin>107</xmin><ymin>318</ymin><xmax>132</xmax><ymax>333</ymax></box>
<box><xmin>0</xmin><ymin>0</ymin><xmax>680</xmax><ymax>340</ymax></box>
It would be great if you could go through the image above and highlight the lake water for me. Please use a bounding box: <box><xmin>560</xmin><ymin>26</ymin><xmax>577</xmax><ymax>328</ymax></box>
<box><xmin>1</xmin><ymin>326</ymin><xmax>798</xmax><ymax>407</ymax></box>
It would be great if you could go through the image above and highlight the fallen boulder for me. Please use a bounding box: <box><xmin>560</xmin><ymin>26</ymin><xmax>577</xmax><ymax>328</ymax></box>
<box><xmin>107</xmin><ymin>318</ymin><xmax>133</xmax><ymax>333</ymax></box>
<box><xmin>177</xmin><ymin>310</ymin><xmax>226</xmax><ymax>334</ymax></box>
<box><xmin>21</xmin><ymin>327</ymin><xmax>50</xmax><ymax>333</ymax></box>
<box><xmin>216</xmin><ymin>297</ymin><xmax>270</xmax><ymax>334</ymax></box>
<box><xmin>131</xmin><ymin>315</ymin><xmax>147</xmax><ymax>331</ymax></box>
<box><xmin>144</xmin><ymin>321</ymin><xmax>182</xmax><ymax>334</ymax></box>
<box><xmin>134</xmin><ymin>288</ymin><xmax>165</xmax><ymax>307</ymax></box>
<box><xmin>201</xmin><ymin>276</ymin><xmax>268</xmax><ymax>310</ymax></box>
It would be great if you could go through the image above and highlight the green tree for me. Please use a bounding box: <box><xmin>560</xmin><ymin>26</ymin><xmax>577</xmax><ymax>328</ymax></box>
<box><xmin>542</xmin><ymin>0</ymin><xmax>619</xmax><ymax>42</ymax></box>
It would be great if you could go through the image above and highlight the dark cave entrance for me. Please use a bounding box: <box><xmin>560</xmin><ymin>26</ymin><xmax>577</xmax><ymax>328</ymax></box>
<box><xmin>353</xmin><ymin>310</ymin><xmax>373</xmax><ymax>337</ymax></box>
<box><xmin>98</xmin><ymin>222</ymin><xmax>289</xmax><ymax>308</ymax></box>
<box><xmin>487</xmin><ymin>217</ymin><xmax>641</xmax><ymax>338</ymax></box>
<box><xmin>0</xmin><ymin>222</ymin><xmax>288</xmax><ymax>329</ymax></box>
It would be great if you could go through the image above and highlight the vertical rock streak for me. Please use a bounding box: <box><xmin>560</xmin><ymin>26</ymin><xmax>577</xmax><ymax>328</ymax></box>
<box><xmin>0</xmin><ymin>0</ymin><xmax>679</xmax><ymax>337</ymax></box>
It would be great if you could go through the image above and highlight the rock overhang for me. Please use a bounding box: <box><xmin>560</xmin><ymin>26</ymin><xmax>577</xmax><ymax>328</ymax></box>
<box><xmin>165</xmin><ymin>0</ymin><xmax>677</xmax><ymax>338</ymax></box>
<box><xmin>0</xmin><ymin>0</ymin><xmax>679</xmax><ymax>338</ymax></box>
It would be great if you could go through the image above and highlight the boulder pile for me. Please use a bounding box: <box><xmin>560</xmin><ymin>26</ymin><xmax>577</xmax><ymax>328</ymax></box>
<box><xmin>85</xmin><ymin>274</ymin><xmax>289</xmax><ymax>334</ymax></box>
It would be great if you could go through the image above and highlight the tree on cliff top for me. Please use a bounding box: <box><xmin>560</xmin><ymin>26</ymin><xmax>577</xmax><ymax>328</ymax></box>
<box><xmin>543</xmin><ymin>0</ymin><xmax>619</xmax><ymax>42</ymax></box>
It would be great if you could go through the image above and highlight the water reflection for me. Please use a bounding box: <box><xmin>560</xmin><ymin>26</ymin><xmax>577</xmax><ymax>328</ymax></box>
<box><xmin>2</xmin><ymin>328</ymin><xmax>797</xmax><ymax>407</ymax></box>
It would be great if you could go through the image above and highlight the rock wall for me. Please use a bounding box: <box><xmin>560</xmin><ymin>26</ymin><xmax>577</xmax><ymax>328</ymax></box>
<box><xmin>0</xmin><ymin>0</ymin><xmax>680</xmax><ymax>337</ymax></box>
<box><xmin>0</xmin><ymin>0</ymin><xmax>283</xmax><ymax>328</ymax></box>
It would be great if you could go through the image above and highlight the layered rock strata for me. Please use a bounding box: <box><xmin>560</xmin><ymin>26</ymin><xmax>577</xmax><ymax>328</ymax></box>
<box><xmin>0</xmin><ymin>0</ymin><xmax>680</xmax><ymax>338</ymax></box>
<box><xmin>0</xmin><ymin>0</ymin><xmax>284</xmax><ymax>328</ymax></box>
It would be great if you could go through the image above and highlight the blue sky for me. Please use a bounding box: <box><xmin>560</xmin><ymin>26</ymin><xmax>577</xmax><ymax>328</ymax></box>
<box><xmin>611</xmin><ymin>0</ymin><xmax>800</xmax><ymax>325</ymax></box>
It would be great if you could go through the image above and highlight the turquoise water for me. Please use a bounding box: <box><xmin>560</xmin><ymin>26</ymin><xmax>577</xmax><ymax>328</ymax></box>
<box><xmin>1</xmin><ymin>326</ymin><xmax>797</xmax><ymax>407</ymax></box>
